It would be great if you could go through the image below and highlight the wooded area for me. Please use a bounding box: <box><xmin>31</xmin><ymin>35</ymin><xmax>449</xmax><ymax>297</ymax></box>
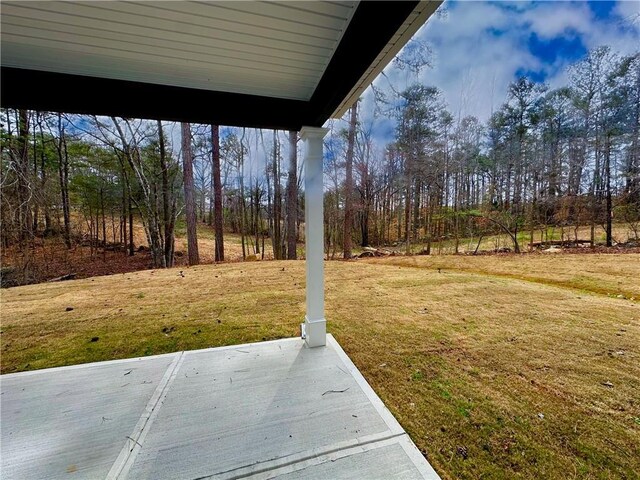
<box><xmin>1</xmin><ymin>45</ymin><xmax>638</xmax><ymax>285</ymax></box>
<box><xmin>1</xmin><ymin>114</ymin><xmax>303</xmax><ymax>284</ymax></box>
<box><xmin>323</xmin><ymin>45</ymin><xmax>639</xmax><ymax>256</ymax></box>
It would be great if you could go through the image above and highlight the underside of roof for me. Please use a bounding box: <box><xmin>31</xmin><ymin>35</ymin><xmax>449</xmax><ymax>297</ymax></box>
<box><xmin>1</xmin><ymin>1</ymin><xmax>441</xmax><ymax>130</ymax></box>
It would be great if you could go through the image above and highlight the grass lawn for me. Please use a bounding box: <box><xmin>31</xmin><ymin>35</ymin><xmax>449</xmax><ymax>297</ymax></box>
<box><xmin>1</xmin><ymin>254</ymin><xmax>639</xmax><ymax>479</ymax></box>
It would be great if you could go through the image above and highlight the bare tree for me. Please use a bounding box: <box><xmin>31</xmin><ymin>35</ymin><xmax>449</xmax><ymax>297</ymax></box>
<box><xmin>110</xmin><ymin>118</ymin><xmax>164</xmax><ymax>265</ymax></box>
<box><xmin>54</xmin><ymin>113</ymin><xmax>71</xmax><ymax>248</ymax></box>
<box><xmin>271</xmin><ymin>130</ymin><xmax>283</xmax><ymax>259</ymax></box>
<box><xmin>16</xmin><ymin>110</ymin><xmax>32</xmax><ymax>243</ymax></box>
<box><xmin>286</xmin><ymin>130</ymin><xmax>298</xmax><ymax>259</ymax></box>
<box><xmin>211</xmin><ymin>124</ymin><xmax>224</xmax><ymax>261</ymax></box>
<box><xmin>158</xmin><ymin>121</ymin><xmax>176</xmax><ymax>267</ymax></box>
<box><xmin>343</xmin><ymin>103</ymin><xmax>357</xmax><ymax>259</ymax></box>
<box><xmin>181</xmin><ymin>122</ymin><xmax>199</xmax><ymax>265</ymax></box>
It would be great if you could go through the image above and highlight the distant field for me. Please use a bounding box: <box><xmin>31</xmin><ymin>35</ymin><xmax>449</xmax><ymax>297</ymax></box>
<box><xmin>1</xmin><ymin>254</ymin><xmax>638</xmax><ymax>479</ymax></box>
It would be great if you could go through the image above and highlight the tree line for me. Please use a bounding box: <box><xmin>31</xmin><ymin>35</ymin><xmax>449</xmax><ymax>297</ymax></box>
<box><xmin>1</xmin><ymin>115</ymin><xmax>302</xmax><ymax>270</ymax></box>
<box><xmin>326</xmin><ymin>45</ymin><xmax>639</xmax><ymax>256</ymax></box>
<box><xmin>1</xmin><ymin>44</ymin><xmax>638</xmax><ymax>273</ymax></box>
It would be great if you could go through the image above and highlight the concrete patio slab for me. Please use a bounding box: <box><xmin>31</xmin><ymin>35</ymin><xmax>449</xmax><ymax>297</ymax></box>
<box><xmin>1</xmin><ymin>335</ymin><xmax>440</xmax><ymax>479</ymax></box>
<box><xmin>0</xmin><ymin>354</ymin><xmax>178</xmax><ymax>479</ymax></box>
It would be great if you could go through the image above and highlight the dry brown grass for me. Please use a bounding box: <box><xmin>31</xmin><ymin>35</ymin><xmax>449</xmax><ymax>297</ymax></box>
<box><xmin>66</xmin><ymin>213</ymin><xmax>274</xmax><ymax>262</ymax></box>
<box><xmin>392</xmin><ymin>223</ymin><xmax>635</xmax><ymax>255</ymax></box>
<box><xmin>173</xmin><ymin>230</ymin><xmax>276</xmax><ymax>263</ymax></box>
<box><xmin>369</xmin><ymin>253</ymin><xmax>640</xmax><ymax>300</ymax></box>
<box><xmin>1</xmin><ymin>255</ymin><xmax>639</xmax><ymax>479</ymax></box>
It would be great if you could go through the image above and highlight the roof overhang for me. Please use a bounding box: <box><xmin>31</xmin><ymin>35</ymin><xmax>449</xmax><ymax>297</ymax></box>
<box><xmin>1</xmin><ymin>1</ymin><xmax>441</xmax><ymax>130</ymax></box>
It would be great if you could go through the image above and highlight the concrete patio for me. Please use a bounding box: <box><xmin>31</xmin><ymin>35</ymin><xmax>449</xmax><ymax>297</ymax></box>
<box><xmin>1</xmin><ymin>335</ymin><xmax>440</xmax><ymax>479</ymax></box>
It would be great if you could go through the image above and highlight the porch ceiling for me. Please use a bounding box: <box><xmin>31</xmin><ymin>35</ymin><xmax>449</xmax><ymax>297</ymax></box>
<box><xmin>0</xmin><ymin>1</ymin><xmax>441</xmax><ymax>130</ymax></box>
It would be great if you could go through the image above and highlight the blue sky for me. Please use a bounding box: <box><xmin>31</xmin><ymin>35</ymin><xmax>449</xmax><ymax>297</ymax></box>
<box><xmin>356</xmin><ymin>0</ymin><xmax>639</xmax><ymax>142</ymax></box>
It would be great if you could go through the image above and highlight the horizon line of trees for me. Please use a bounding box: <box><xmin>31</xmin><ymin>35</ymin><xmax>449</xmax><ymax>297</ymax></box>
<box><xmin>1</xmin><ymin>44</ymin><xmax>638</xmax><ymax>276</ymax></box>
<box><xmin>326</xmin><ymin>45</ymin><xmax>639</xmax><ymax>256</ymax></box>
<box><xmin>1</xmin><ymin>114</ymin><xmax>302</xmax><ymax>272</ymax></box>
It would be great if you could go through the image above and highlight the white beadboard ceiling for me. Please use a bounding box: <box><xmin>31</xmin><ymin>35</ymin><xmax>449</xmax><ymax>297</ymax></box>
<box><xmin>0</xmin><ymin>1</ymin><xmax>358</xmax><ymax>102</ymax></box>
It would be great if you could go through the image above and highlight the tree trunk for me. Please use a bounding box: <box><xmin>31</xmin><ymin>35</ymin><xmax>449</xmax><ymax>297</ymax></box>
<box><xmin>158</xmin><ymin>121</ymin><xmax>175</xmax><ymax>267</ymax></box>
<box><xmin>412</xmin><ymin>179</ymin><xmax>420</xmax><ymax>240</ymax></box>
<box><xmin>37</xmin><ymin>118</ymin><xmax>52</xmax><ymax>236</ymax></box>
<box><xmin>128</xmin><ymin>196</ymin><xmax>134</xmax><ymax>256</ymax></box>
<box><xmin>211</xmin><ymin>125</ymin><xmax>224</xmax><ymax>262</ymax></box>
<box><xmin>32</xmin><ymin>119</ymin><xmax>39</xmax><ymax>235</ymax></box>
<box><xmin>16</xmin><ymin>110</ymin><xmax>32</xmax><ymax>243</ymax></box>
<box><xmin>100</xmin><ymin>186</ymin><xmax>107</xmax><ymax>246</ymax></box>
<box><xmin>254</xmin><ymin>187</ymin><xmax>261</xmax><ymax>255</ymax></box>
<box><xmin>56</xmin><ymin>114</ymin><xmax>72</xmax><ymax>249</ymax></box>
<box><xmin>404</xmin><ymin>184</ymin><xmax>411</xmax><ymax>254</ymax></box>
<box><xmin>286</xmin><ymin>130</ymin><xmax>298</xmax><ymax>259</ymax></box>
<box><xmin>181</xmin><ymin>122</ymin><xmax>200</xmax><ymax>265</ymax></box>
<box><xmin>120</xmin><ymin>174</ymin><xmax>126</xmax><ymax>252</ymax></box>
<box><xmin>239</xmin><ymin>129</ymin><xmax>247</xmax><ymax>260</ymax></box>
<box><xmin>272</xmin><ymin>130</ymin><xmax>282</xmax><ymax>259</ymax></box>
<box><xmin>605</xmin><ymin>133</ymin><xmax>613</xmax><ymax>247</ymax></box>
<box><xmin>343</xmin><ymin>103</ymin><xmax>357</xmax><ymax>259</ymax></box>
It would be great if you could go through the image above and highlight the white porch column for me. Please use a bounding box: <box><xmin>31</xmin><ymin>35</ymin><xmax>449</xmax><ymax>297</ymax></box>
<box><xmin>300</xmin><ymin>126</ymin><xmax>329</xmax><ymax>348</ymax></box>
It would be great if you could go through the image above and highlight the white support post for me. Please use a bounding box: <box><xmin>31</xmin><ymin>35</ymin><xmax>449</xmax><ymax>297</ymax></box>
<box><xmin>300</xmin><ymin>126</ymin><xmax>329</xmax><ymax>348</ymax></box>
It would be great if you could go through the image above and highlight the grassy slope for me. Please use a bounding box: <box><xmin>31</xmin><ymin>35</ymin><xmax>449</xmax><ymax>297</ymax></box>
<box><xmin>1</xmin><ymin>255</ymin><xmax>639</xmax><ymax>479</ymax></box>
<box><xmin>173</xmin><ymin>221</ymin><xmax>285</xmax><ymax>262</ymax></box>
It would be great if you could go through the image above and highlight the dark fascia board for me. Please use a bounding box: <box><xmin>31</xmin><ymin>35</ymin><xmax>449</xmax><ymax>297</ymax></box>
<box><xmin>309</xmin><ymin>1</ymin><xmax>420</xmax><ymax>125</ymax></box>
<box><xmin>0</xmin><ymin>67</ymin><xmax>311</xmax><ymax>131</ymax></box>
<box><xmin>0</xmin><ymin>1</ymin><xmax>420</xmax><ymax>130</ymax></box>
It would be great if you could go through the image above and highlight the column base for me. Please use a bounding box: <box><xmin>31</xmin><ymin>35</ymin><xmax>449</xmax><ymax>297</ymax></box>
<box><xmin>301</xmin><ymin>316</ymin><xmax>326</xmax><ymax>348</ymax></box>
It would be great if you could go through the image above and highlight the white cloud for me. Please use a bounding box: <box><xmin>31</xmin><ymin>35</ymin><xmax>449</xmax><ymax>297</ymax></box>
<box><xmin>519</xmin><ymin>2</ymin><xmax>593</xmax><ymax>39</ymax></box>
<box><xmin>615</xmin><ymin>0</ymin><xmax>640</xmax><ymax>22</ymax></box>
<box><xmin>354</xmin><ymin>0</ymin><xmax>640</xmax><ymax>145</ymax></box>
<box><xmin>365</xmin><ymin>1</ymin><xmax>541</xmax><ymax>124</ymax></box>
